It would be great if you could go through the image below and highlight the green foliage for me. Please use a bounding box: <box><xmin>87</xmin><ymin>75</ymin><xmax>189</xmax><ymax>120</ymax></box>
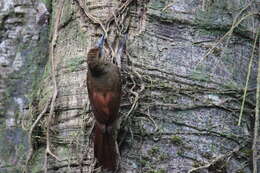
<box><xmin>159</xmin><ymin>152</ymin><xmax>169</xmax><ymax>161</ymax></box>
<box><xmin>192</xmin><ymin>161</ymin><xmax>203</xmax><ymax>168</ymax></box>
<box><xmin>196</xmin><ymin>28</ymin><xmax>225</xmax><ymax>37</ymax></box>
<box><xmin>170</xmin><ymin>135</ymin><xmax>183</xmax><ymax>146</ymax></box>
<box><xmin>148</xmin><ymin>146</ymin><xmax>160</xmax><ymax>156</ymax></box>
<box><xmin>30</xmin><ymin>148</ymin><xmax>45</xmax><ymax>173</ymax></box>
<box><xmin>147</xmin><ymin>169</ymin><xmax>166</xmax><ymax>173</ymax></box>
<box><xmin>149</xmin><ymin>0</ymin><xmax>166</xmax><ymax>9</ymax></box>
<box><xmin>224</xmin><ymin>80</ymin><xmax>240</xmax><ymax>89</ymax></box>
<box><xmin>66</xmin><ymin>56</ymin><xmax>85</xmax><ymax>72</ymax></box>
<box><xmin>240</xmin><ymin>148</ymin><xmax>252</xmax><ymax>158</ymax></box>
<box><xmin>140</xmin><ymin>156</ymin><xmax>149</xmax><ymax>167</ymax></box>
<box><xmin>190</xmin><ymin>70</ymin><xmax>210</xmax><ymax>82</ymax></box>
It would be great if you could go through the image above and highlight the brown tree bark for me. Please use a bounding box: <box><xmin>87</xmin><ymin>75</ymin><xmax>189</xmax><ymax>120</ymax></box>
<box><xmin>25</xmin><ymin>0</ymin><xmax>259</xmax><ymax>172</ymax></box>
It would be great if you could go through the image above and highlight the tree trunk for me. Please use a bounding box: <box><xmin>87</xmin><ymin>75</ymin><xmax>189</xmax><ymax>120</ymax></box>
<box><xmin>1</xmin><ymin>0</ymin><xmax>259</xmax><ymax>173</ymax></box>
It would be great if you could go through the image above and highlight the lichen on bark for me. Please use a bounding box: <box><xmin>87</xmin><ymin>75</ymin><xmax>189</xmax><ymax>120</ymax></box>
<box><xmin>2</xmin><ymin>0</ymin><xmax>259</xmax><ymax>172</ymax></box>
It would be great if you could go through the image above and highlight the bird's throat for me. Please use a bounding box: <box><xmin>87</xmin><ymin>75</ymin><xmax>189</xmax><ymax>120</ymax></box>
<box><xmin>88</xmin><ymin>61</ymin><xmax>105</xmax><ymax>77</ymax></box>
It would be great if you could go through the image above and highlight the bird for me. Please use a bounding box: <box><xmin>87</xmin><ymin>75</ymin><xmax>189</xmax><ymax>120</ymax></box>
<box><xmin>86</xmin><ymin>36</ymin><xmax>121</xmax><ymax>172</ymax></box>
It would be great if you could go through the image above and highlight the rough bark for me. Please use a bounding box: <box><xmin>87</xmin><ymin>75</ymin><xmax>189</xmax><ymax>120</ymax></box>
<box><xmin>0</xmin><ymin>0</ymin><xmax>49</xmax><ymax>172</ymax></box>
<box><xmin>0</xmin><ymin>0</ymin><xmax>259</xmax><ymax>173</ymax></box>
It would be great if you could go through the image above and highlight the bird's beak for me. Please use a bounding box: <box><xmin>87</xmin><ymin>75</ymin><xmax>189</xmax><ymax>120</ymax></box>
<box><xmin>96</xmin><ymin>35</ymin><xmax>105</xmax><ymax>58</ymax></box>
<box><xmin>97</xmin><ymin>35</ymin><xmax>105</xmax><ymax>49</ymax></box>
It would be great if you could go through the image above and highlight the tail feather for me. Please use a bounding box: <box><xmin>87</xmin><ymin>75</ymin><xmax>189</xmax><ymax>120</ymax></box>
<box><xmin>94</xmin><ymin>123</ymin><xmax>117</xmax><ymax>171</ymax></box>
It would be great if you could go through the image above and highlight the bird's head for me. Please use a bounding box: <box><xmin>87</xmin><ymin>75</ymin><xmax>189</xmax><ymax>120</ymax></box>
<box><xmin>87</xmin><ymin>36</ymin><xmax>107</xmax><ymax>76</ymax></box>
<box><xmin>87</xmin><ymin>35</ymin><xmax>105</xmax><ymax>62</ymax></box>
<box><xmin>87</xmin><ymin>47</ymin><xmax>101</xmax><ymax>62</ymax></box>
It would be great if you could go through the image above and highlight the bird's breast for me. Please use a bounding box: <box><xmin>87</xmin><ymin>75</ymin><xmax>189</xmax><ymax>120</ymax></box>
<box><xmin>93</xmin><ymin>91</ymin><xmax>113</xmax><ymax>115</ymax></box>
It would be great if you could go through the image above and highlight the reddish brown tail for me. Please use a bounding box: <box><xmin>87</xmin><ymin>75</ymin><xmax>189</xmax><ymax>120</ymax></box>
<box><xmin>94</xmin><ymin>123</ymin><xmax>117</xmax><ymax>171</ymax></box>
